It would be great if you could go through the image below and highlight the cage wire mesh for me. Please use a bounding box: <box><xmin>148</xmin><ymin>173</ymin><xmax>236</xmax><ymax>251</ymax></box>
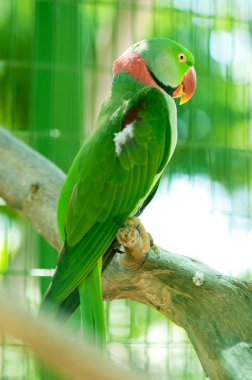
<box><xmin>0</xmin><ymin>0</ymin><xmax>251</xmax><ymax>379</ymax></box>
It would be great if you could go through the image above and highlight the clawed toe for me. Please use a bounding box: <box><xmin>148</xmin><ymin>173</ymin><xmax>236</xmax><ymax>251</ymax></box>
<box><xmin>116</xmin><ymin>225</ymin><xmax>141</xmax><ymax>248</ymax></box>
<box><xmin>116</xmin><ymin>217</ymin><xmax>151</xmax><ymax>254</ymax></box>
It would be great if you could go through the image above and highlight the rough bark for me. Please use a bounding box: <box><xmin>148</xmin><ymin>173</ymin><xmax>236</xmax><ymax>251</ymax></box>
<box><xmin>0</xmin><ymin>126</ymin><xmax>252</xmax><ymax>380</ymax></box>
<box><xmin>0</xmin><ymin>127</ymin><xmax>64</xmax><ymax>249</ymax></box>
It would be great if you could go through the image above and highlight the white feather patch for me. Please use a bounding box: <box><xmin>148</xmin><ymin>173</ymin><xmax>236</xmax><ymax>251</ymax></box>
<box><xmin>113</xmin><ymin>123</ymin><xmax>134</xmax><ymax>156</ymax></box>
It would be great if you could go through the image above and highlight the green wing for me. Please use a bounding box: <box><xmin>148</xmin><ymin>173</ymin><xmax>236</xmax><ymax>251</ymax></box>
<box><xmin>44</xmin><ymin>84</ymin><xmax>173</xmax><ymax>308</ymax></box>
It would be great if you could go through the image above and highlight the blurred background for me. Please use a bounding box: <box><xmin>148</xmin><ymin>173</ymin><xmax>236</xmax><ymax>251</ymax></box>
<box><xmin>0</xmin><ymin>0</ymin><xmax>251</xmax><ymax>379</ymax></box>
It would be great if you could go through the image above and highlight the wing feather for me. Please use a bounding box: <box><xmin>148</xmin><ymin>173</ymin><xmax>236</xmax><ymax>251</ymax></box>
<box><xmin>52</xmin><ymin>86</ymin><xmax>172</xmax><ymax>301</ymax></box>
<box><xmin>44</xmin><ymin>77</ymin><xmax>175</xmax><ymax>312</ymax></box>
<box><xmin>60</xmin><ymin>86</ymin><xmax>171</xmax><ymax>247</ymax></box>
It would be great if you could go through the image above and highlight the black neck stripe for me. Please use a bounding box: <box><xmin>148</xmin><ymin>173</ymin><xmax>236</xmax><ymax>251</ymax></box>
<box><xmin>148</xmin><ymin>67</ymin><xmax>176</xmax><ymax>96</ymax></box>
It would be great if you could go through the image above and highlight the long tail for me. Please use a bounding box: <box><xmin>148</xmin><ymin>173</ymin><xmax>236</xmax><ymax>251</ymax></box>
<box><xmin>40</xmin><ymin>221</ymin><xmax>120</xmax><ymax>312</ymax></box>
<box><xmin>58</xmin><ymin>244</ymin><xmax>117</xmax><ymax>318</ymax></box>
<box><xmin>39</xmin><ymin>220</ymin><xmax>123</xmax><ymax>351</ymax></box>
<box><xmin>78</xmin><ymin>258</ymin><xmax>106</xmax><ymax>349</ymax></box>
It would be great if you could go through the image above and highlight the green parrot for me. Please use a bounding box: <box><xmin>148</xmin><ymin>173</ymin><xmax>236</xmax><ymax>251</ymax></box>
<box><xmin>40</xmin><ymin>38</ymin><xmax>196</xmax><ymax>350</ymax></box>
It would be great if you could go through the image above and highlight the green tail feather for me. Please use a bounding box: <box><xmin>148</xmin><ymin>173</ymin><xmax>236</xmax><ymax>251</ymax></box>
<box><xmin>78</xmin><ymin>258</ymin><xmax>106</xmax><ymax>350</ymax></box>
<box><xmin>41</xmin><ymin>220</ymin><xmax>122</xmax><ymax>313</ymax></box>
<box><xmin>53</xmin><ymin>245</ymin><xmax>117</xmax><ymax>320</ymax></box>
<box><xmin>40</xmin><ymin>220</ymin><xmax>123</xmax><ymax>352</ymax></box>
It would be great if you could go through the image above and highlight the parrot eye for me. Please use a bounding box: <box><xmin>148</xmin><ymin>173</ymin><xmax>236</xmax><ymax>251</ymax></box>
<box><xmin>178</xmin><ymin>53</ymin><xmax>186</xmax><ymax>63</ymax></box>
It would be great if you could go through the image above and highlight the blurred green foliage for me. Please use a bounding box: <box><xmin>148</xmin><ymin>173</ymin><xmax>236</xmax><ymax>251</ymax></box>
<box><xmin>0</xmin><ymin>0</ymin><xmax>33</xmax><ymax>130</ymax></box>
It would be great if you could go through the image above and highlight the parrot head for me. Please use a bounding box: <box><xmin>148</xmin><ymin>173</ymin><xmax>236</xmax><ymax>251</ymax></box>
<box><xmin>113</xmin><ymin>38</ymin><xmax>196</xmax><ymax>105</ymax></box>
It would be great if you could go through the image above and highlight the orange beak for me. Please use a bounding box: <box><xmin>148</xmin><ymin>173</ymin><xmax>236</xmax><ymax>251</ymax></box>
<box><xmin>172</xmin><ymin>66</ymin><xmax>196</xmax><ymax>105</ymax></box>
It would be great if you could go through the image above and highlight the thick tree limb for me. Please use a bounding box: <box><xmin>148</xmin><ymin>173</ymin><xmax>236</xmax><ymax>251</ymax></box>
<box><xmin>0</xmin><ymin>126</ymin><xmax>252</xmax><ymax>380</ymax></box>
<box><xmin>0</xmin><ymin>127</ymin><xmax>63</xmax><ymax>249</ymax></box>
<box><xmin>0</xmin><ymin>292</ymin><xmax>143</xmax><ymax>380</ymax></box>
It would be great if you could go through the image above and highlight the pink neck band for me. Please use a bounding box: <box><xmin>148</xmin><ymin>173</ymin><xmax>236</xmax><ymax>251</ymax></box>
<box><xmin>113</xmin><ymin>51</ymin><xmax>162</xmax><ymax>90</ymax></box>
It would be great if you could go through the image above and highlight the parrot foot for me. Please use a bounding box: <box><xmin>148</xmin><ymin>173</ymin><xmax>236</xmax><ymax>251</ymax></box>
<box><xmin>116</xmin><ymin>217</ymin><xmax>151</xmax><ymax>269</ymax></box>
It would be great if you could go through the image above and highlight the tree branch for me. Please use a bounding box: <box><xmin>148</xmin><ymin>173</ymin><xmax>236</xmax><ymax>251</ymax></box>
<box><xmin>0</xmin><ymin>126</ymin><xmax>252</xmax><ymax>380</ymax></box>
<box><xmin>0</xmin><ymin>292</ymin><xmax>143</xmax><ymax>380</ymax></box>
<box><xmin>0</xmin><ymin>126</ymin><xmax>64</xmax><ymax>249</ymax></box>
